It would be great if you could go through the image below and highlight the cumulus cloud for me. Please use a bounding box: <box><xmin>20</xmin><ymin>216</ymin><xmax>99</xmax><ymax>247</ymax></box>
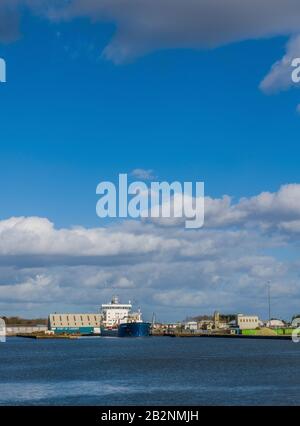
<box><xmin>260</xmin><ymin>35</ymin><xmax>300</xmax><ymax>93</ymax></box>
<box><xmin>54</xmin><ymin>0</ymin><xmax>300</xmax><ymax>64</ymax></box>
<box><xmin>1</xmin><ymin>0</ymin><xmax>300</xmax><ymax>62</ymax></box>
<box><xmin>232</xmin><ymin>184</ymin><xmax>300</xmax><ymax>231</ymax></box>
<box><xmin>0</xmin><ymin>216</ymin><xmax>181</xmax><ymax>258</ymax></box>
<box><xmin>147</xmin><ymin>183</ymin><xmax>300</xmax><ymax>235</ymax></box>
<box><xmin>1</xmin><ymin>184</ymin><xmax>300</xmax><ymax>320</ymax></box>
<box><xmin>2</xmin><ymin>0</ymin><xmax>300</xmax><ymax>104</ymax></box>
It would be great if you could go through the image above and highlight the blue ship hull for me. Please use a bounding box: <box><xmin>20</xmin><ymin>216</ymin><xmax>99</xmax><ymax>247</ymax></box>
<box><xmin>118</xmin><ymin>322</ymin><xmax>151</xmax><ymax>337</ymax></box>
<box><xmin>100</xmin><ymin>327</ymin><xmax>118</xmax><ymax>337</ymax></box>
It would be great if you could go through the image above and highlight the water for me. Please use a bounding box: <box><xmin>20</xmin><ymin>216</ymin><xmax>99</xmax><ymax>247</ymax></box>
<box><xmin>0</xmin><ymin>336</ymin><xmax>300</xmax><ymax>405</ymax></box>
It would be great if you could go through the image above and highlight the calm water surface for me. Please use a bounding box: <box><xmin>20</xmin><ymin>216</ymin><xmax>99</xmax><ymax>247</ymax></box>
<box><xmin>0</xmin><ymin>336</ymin><xmax>300</xmax><ymax>405</ymax></box>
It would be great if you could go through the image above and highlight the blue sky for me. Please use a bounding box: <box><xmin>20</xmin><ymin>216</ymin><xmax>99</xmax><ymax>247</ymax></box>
<box><xmin>1</xmin><ymin>3</ymin><xmax>300</xmax><ymax>321</ymax></box>
<box><xmin>1</xmin><ymin>25</ymin><xmax>299</xmax><ymax>227</ymax></box>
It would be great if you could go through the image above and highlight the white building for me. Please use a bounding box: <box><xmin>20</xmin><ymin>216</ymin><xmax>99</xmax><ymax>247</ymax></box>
<box><xmin>184</xmin><ymin>321</ymin><xmax>198</xmax><ymax>331</ymax></box>
<box><xmin>6</xmin><ymin>325</ymin><xmax>48</xmax><ymax>336</ymax></box>
<box><xmin>236</xmin><ymin>314</ymin><xmax>259</xmax><ymax>330</ymax></box>
<box><xmin>266</xmin><ymin>319</ymin><xmax>285</xmax><ymax>328</ymax></box>
<box><xmin>100</xmin><ymin>296</ymin><xmax>133</xmax><ymax>328</ymax></box>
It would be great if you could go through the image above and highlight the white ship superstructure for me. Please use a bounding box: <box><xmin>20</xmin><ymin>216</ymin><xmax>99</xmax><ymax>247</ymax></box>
<box><xmin>100</xmin><ymin>296</ymin><xmax>132</xmax><ymax>328</ymax></box>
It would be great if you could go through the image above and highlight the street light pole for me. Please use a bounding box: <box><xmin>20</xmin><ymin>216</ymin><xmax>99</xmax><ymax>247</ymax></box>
<box><xmin>267</xmin><ymin>281</ymin><xmax>271</xmax><ymax>324</ymax></box>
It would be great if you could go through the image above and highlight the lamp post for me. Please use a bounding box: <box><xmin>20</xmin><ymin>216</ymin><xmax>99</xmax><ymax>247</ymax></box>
<box><xmin>267</xmin><ymin>281</ymin><xmax>271</xmax><ymax>325</ymax></box>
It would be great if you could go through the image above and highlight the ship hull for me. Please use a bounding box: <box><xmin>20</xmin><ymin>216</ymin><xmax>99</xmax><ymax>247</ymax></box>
<box><xmin>118</xmin><ymin>322</ymin><xmax>151</xmax><ymax>337</ymax></box>
<box><xmin>100</xmin><ymin>327</ymin><xmax>118</xmax><ymax>337</ymax></box>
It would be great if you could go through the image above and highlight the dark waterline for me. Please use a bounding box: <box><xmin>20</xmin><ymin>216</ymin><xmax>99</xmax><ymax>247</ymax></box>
<box><xmin>0</xmin><ymin>336</ymin><xmax>300</xmax><ymax>406</ymax></box>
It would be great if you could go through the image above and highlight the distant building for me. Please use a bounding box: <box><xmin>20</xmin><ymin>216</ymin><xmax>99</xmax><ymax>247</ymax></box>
<box><xmin>217</xmin><ymin>322</ymin><xmax>229</xmax><ymax>330</ymax></box>
<box><xmin>236</xmin><ymin>314</ymin><xmax>259</xmax><ymax>330</ymax></box>
<box><xmin>213</xmin><ymin>311</ymin><xmax>220</xmax><ymax>328</ymax></box>
<box><xmin>48</xmin><ymin>313</ymin><xmax>101</xmax><ymax>335</ymax></box>
<box><xmin>151</xmin><ymin>323</ymin><xmax>164</xmax><ymax>330</ymax></box>
<box><xmin>184</xmin><ymin>321</ymin><xmax>198</xmax><ymax>331</ymax></box>
<box><xmin>6</xmin><ymin>325</ymin><xmax>48</xmax><ymax>336</ymax></box>
<box><xmin>167</xmin><ymin>323</ymin><xmax>181</xmax><ymax>330</ymax></box>
<box><xmin>198</xmin><ymin>320</ymin><xmax>214</xmax><ymax>330</ymax></box>
<box><xmin>292</xmin><ymin>318</ymin><xmax>300</xmax><ymax>328</ymax></box>
<box><xmin>266</xmin><ymin>319</ymin><xmax>285</xmax><ymax>328</ymax></box>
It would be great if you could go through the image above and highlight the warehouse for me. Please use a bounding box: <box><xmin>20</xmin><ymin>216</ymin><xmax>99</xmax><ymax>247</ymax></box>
<box><xmin>236</xmin><ymin>314</ymin><xmax>259</xmax><ymax>330</ymax></box>
<box><xmin>48</xmin><ymin>313</ymin><xmax>101</xmax><ymax>335</ymax></box>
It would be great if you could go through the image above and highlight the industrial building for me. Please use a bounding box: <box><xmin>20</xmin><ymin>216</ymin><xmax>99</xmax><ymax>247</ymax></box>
<box><xmin>48</xmin><ymin>313</ymin><xmax>101</xmax><ymax>335</ymax></box>
<box><xmin>236</xmin><ymin>314</ymin><xmax>259</xmax><ymax>330</ymax></box>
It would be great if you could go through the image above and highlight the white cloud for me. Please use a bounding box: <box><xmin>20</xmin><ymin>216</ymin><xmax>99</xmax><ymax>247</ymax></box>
<box><xmin>130</xmin><ymin>168</ymin><xmax>156</xmax><ymax>180</ymax></box>
<box><xmin>146</xmin><ymin>184</ymin><xmax>300</xmax><ymax>235</ymax></box>
<box><xmin>2</xmin><ymin>0</ymin><xmax>300</xmax><ymax>104</ymax></box>
<box><xmin>1</xmin><ymin>184</ymin><xmax>300</xmax><ymax>320</ymax></box>
<box><xmin>52</xmin><ymin>0</ymin><xmax>300</xmax><ymax>64</ymax></box>
<box><xmin>1</xmin><ymin>0</ymin><xmax>300</xmax><ymax>63</ymax></box>
<box><xmin>0</xmin><ymin>216</ymin><xmax>180</xmax><ymax>257</ymax></box>
<box><xmin>260</xmin><ymin>35</ymin><xmax>300</xmax><ymax>93</ymax></box>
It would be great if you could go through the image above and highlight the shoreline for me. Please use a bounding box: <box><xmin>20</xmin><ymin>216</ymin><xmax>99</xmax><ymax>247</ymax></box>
<box><xmin>8</xmin><ymin>333</ymin><xmax>294</xmax><ymax>341</ymax></box>
<box><xmin>161</xmin><ymin>333</ymin><xmax>293</xmax><ymax>340</ymax></box>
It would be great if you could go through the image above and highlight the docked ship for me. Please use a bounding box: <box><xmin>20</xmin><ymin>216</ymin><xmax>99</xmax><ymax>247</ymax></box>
<box><xmin>100</xmin><ymin>296</ymin><xmax>151</xmax><ymax>338</ymax></box>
